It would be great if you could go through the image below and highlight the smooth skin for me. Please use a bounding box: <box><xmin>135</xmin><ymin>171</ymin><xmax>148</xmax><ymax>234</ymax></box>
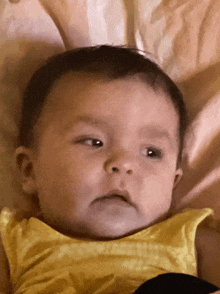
<box><xmin>15</xmin><ymin>73</ymin><xmax>183</xmax><ymax>240</ymax></box>
<box><xmin>1</xmin><ymin>73</ymin><xmax>220</xmax><ymax>292</ymax></box>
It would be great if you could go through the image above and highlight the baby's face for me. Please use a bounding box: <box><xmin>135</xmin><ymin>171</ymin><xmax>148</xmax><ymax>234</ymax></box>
<box><xmin>30</xmin><ymin>73</ymin><xmax>182</xmax><ymax>240</ymax></box>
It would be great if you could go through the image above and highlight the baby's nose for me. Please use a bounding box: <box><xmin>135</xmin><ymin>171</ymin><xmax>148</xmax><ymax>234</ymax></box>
<box><xmin>104</xmin><ymin>152</ymin><xmax>135</xmax><ymax>175</ymax></box>
<box><xmin>110</xmin><ymin>165</ymin><xmax>133</xmax><ymax>174</ymax></box>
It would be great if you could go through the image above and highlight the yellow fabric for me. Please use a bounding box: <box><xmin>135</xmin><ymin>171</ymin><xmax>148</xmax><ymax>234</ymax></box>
<box><xmin>0</xmin><ymin>207</ymin><xmax>213</xmax><ymax>294</ymax></box>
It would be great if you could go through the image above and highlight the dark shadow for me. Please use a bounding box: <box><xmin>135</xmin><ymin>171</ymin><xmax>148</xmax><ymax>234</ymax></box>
<box><xmin>0</xmin><ymin>39</ymin><xmax>64</xmax><ymax>212</ymax></box>
<box><xmin>1</xmin><ymin>39</ymin><xmax>64</xmax><ymax>141</ymax></box>
<box><xmin>170</xmin><ymin>62</ymin><xmax>220</xmax><ymax>216</ymax></box>
<box><xmin>177</xmin><ymin>61</ymin><xmax>220</xmax><ymax>122</ymax></box>
<box><xmin>172</xmin><ymin>131</ymin><xmax>220</xmax><ymax>218</ymax></box>
<box><xmin>172</xmin><ymin>177</ymin><xmax>220</xmax><ymax>233</ymax></box>
<box><xmin>176</xmin><ymin>131</ymin><xmax>220</xmax><ymax>197</ymax></box>
<box><xmin>122</xmin><ymin>0</ymin><xmax>136</xmax><ymax>47</ymax></box>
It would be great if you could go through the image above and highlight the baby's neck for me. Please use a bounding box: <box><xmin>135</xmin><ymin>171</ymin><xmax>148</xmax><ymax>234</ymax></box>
<box><xmin>34</xmin><ymin>211</ymin><xmax>172</xmax><ymax>241</ymax></box>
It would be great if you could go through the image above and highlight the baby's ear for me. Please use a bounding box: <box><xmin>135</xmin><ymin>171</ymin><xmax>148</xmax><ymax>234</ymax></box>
<box><xmin>173</xmin><ymin>168</ymin><xmax>183</xmax><ymax>188</ymax></box>
<box><xmin>14</xmin><ymin>146</ymin><xmax>38</xmax><ymax>194</ymax></box>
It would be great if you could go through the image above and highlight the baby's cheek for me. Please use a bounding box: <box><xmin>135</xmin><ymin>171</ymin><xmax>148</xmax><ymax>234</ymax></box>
<box><xmin>140</xmin><ymin>176</ymin><xmax>173</xmax><ymax>208</ymax></box>
<box><xmin>74</xmin><ymin>159</ymin><xmax>103</xmax><ymax>182</ymax></box>
<box><xmin>65</xmin><ymin>162</ymin><xmax>103</xmax><ymax>196</ymax></box>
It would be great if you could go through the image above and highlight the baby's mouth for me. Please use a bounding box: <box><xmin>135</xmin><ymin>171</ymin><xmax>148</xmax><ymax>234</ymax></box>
<box><xmin>92</xmin><ymin>189</ymin><xmax>137</xmax><ymax>209</ymax></box>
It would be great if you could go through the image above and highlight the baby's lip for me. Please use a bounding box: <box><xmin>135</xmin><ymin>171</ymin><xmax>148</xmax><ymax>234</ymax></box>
<box><xmin>94</xmin><ymin>189</ymin><xmax>137</xmax><ymax>209</ymax></box>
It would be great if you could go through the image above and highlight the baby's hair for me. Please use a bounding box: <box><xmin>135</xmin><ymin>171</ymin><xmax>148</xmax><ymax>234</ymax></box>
<box><xmin>18</xmin><ymin>45</ymin><xmax>187</xmax><ymax>166</ymax></box>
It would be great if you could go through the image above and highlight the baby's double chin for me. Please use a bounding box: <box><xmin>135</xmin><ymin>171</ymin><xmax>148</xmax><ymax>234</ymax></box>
<box><xmin>82</xmin><ymin>207</ymin><xmax>172</xmax><ymax>240</ymax></box>
<box><xmin>80</xmin><ymin>213</ymin><xmax>149</xmax><ymax>240</ymax></box>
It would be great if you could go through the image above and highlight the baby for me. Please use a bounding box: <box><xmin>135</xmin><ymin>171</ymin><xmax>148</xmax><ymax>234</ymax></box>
<box><xmin>0</xmin><ymin>45</ymin><xmax>220</xmax><ymax>294</ymax></box>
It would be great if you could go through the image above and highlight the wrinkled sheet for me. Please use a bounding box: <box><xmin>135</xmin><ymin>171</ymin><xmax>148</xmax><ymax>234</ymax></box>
<box><xmin>0</xmin><ymin>0</ymin><xmax>220</xmax><ymax>229</ymax></box>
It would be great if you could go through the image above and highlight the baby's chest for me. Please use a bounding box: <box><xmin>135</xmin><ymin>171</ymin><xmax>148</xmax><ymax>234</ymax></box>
<box><xmin>12</xmin><ymin>241</ymin><xmax>196</xmax><ymax>293</ymax></box>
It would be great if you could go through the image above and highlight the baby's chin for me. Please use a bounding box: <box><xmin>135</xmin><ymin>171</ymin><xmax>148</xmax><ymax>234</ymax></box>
<box><xmin>69</xmin><ymin>214</ymin><xmax>163</xmax><ymax>241</ymax></box>
<box><xmin>84</xmin><ymin>221</ymin><xmax>144</xmax><ymax>240</ymax></box>
<box><xmin>44</xmin><ymin>214</ymin><xmax>149</xmax><ymax>241</ymax></box>
<box><xmin>79</xmin><ymin>207</ymin><xmax>171</xmax><ymax>240</ymax></box>
<box><xmin>38</xmin><ymin>206</ymin><xmax>171</xmax><ymax>241</ymax></box>
<box><xmin>68</xmin><ymin>221</ymin><xmax>148</xmax><ymax>241</ymax></box>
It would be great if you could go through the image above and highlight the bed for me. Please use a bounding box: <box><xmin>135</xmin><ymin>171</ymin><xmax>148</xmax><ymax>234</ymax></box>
<box><xmin>1</xmin><ymin>0</ymin><xmax>220</xmax><ymax>230</ymax></box>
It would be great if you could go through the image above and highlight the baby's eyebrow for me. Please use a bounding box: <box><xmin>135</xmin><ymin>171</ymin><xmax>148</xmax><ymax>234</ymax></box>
<box><xmin>138</xmin><ymin>126</ymin><xmax>176</xmax><ymax>149</ymax></box>
<box><xmin>65</xmin><ymin>117</ymin><xmax>177</xmax><ymax>149</ymax></box>
<box><xmin>65</xmin><ymin>115</ymin><xmax>112</xmax><ymax>132</ymax></box>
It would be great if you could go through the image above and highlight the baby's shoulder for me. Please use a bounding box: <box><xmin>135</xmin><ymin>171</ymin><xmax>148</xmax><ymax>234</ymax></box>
<box><xmin>196</xmin><ymin>224</ymin><xmax>220</xmax><ymax>287</ymax></box>
<box><xmin>0</xmin><ymin>232</ymin><xmax>11</xmax><ymax>293</ymax></box>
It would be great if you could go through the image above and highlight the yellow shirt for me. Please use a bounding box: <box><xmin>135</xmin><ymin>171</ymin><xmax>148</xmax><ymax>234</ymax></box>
<box><xmin>0</xmin><ymin>207</ymin><xmax>213</xmax><ymax>294</ymax></box>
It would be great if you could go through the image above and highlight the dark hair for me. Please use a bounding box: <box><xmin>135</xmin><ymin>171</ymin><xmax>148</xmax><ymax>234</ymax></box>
<box><xmin>18</xmin><ymin>45</ymin><xmax>187</xmax><ymax>165</ymax></box>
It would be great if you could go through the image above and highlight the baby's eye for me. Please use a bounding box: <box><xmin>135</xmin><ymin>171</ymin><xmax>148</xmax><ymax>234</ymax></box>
<box><xmin>140</xmin><ymin>147</ymin><xmax>162</xmax><ymax>159</ymax></box>
<box><xmin>77</xmin><ymin>138</ymin><xmax>103</xmax><ymax>147</ymax></box>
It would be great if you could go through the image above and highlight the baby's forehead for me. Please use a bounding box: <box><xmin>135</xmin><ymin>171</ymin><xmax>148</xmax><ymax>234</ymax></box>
<box><xmin>39</xmin><ymin>72</ymin><xmax>176</xmax><ymax>126</ymax></box>
<box><xmin>44</xmin><ymin>71</ymin><xmax>171</xmax><ymax>110</ymax></box>
<box><xmin>40</xmin><ymin>72</ymin><xmax>178</xmax><ymax>132</ymax></box>
<box><xmin>46</xmin><ymin>71</ymin><xmax>169</xmax><ymax>103</ymax></box>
